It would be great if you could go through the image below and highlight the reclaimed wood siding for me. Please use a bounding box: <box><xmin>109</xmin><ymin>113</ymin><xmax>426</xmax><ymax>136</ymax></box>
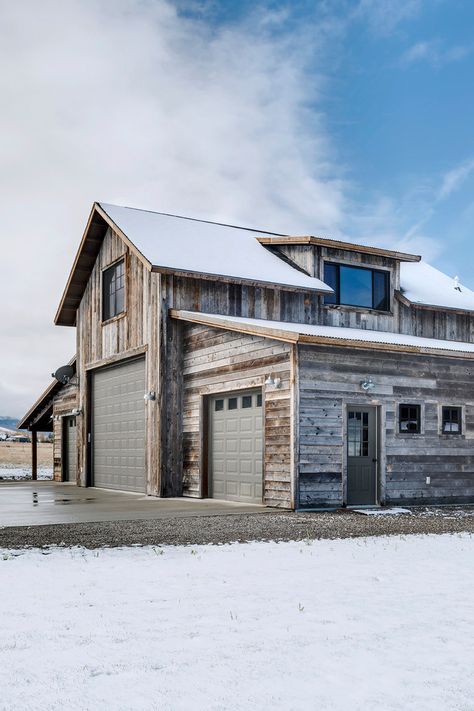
<box><xmin>298</xmin><ymin>344</ymin><xmax>474</xmax><ymax>507</ymax></box>
<box><xmin>182</xmin><ymin>324</ymin><xmax>294</xmax><ymax>508</ymax></box>
<box><xmin>76</xmin><ymin>228</ymin><xmax>162</xmax><ymax>492</ymax></box>
<box><xmin>52</xmin><ymin>383</ymin><xmax>78</xmax><ymax>481</ymax></box>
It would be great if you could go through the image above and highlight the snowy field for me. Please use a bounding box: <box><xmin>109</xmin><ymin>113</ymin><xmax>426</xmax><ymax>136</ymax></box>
<box><xmin>0</xmin><ymin>465</ymin><xmax>53</xmax><ymax>480</ymax></box>
<box><xmin>1</xmin><ymin>535</ymin><xmax>473</xmax><ymax>711</ymax></box>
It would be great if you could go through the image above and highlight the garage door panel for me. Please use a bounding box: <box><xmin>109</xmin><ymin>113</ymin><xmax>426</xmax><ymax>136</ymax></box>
<box><xmin>210</xmin><ymin>391</ymin><xmax>263</xmax><ymax>504</ymax></box>
<box><xmin>93</xmin><ymin>358</ymin><xmax>146</xmax><ymax>493</ymax></box>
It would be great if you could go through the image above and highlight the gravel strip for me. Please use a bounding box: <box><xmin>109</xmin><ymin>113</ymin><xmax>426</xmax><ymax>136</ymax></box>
<box><xmin>0</xmin><ymin>506</ymin><xmax>473</xmax><ymax>549</ymax></box>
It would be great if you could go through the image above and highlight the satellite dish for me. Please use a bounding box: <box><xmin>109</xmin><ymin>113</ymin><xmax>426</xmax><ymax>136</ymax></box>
<box><xmin>52</xmin><ymin>365</ymin><xmax>74</xmax><ymax>385</ymax></box>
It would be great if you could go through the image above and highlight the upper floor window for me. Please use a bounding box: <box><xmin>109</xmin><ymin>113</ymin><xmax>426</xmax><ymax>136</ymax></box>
<box><xmin>442</xmin><ymin>406</ymin><xmax>462</xmax><ymax>434</ymax></box>
<box><xmin>323</xmin><ymin>262</ymin><xmax>390</xmax><ymax>311</ymax></box>
<box><xmin>102</xmin><ymin>259</ymin><xmax>125</xmax><ymax>321</ymax></box>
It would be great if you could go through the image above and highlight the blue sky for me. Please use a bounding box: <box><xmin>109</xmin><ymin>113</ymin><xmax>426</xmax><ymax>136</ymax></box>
<box><xmin>186</xmin><ymin>0</ymin><xmax>474</xmax><ymax>283</ymax></box>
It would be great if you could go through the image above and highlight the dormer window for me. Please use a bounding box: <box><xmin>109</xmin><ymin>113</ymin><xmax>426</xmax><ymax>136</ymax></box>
<box><xmin>324</xmin><ymin>263</ymin><xmax>390</xmax><ymax>311</ymax></box>
<box><xmin>102</xmin><ymin>259</ymin><xmax>125</xmax><ymax>321</ymax></box>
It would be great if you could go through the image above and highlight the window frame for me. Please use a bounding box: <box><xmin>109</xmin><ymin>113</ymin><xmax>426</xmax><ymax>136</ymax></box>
<box><xmin>323</xmin><ymin>261</ymin><xmax>391</xmax><ymax>312</ymax></box>
<box><xmin>441</xmin><ymin>406</ymin><xmax>463</xmax><ymax>436</ymax></box>
<box><xmin>398</xmin><ymin>403</ymin><xmax>422</xmax><ymax>435</ymax></box>
<box><xmin>101</xmin><ymin>256</ymin><xmax>126</xmax><ymax>323</ymax></box>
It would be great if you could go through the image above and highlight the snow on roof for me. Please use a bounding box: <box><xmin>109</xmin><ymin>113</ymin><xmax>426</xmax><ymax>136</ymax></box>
<box><xmin>98</xmin><ymin>203</ymin><xmax>333</xmax><ymax>293</ymax></box>
<box><xmin>400</xmin><ymin>261</ymin><xmax>474</xmax><ymax>311</ymax></box>
<box><xmin>172</xmin><ymin>310</ymin><xmax>474</xmax><ymax>355</ymax></box>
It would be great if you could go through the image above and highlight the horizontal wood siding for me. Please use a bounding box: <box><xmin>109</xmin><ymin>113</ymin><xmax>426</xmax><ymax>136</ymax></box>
<box><xmin>52</xmin><ymin>383</ymin><xmax>78</xmax><ymax>482</ymax></box>
<box><xmin>182</xmin><ymin>324</ymin><xmax>294</xmax><ymax>508</ymax></box>
<box><xmin>298</xmin><ymin>344</ymin><xmax>474</xmax><ymax>507</ymax></box>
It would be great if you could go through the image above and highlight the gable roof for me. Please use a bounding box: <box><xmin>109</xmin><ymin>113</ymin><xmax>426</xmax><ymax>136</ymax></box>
<box><xmin>55</xmin><ymin>202</ymin><xmax>333</xmax><ymax>326</ymax></box>
<box><xmin>399</xmin><ymin>261</ymin><xmax>474</xmax><ymax>312</ymax></box>
<box><xmin>171</xmin><ymin>310</ymin><xmax>474</xmax><ymax>358</ymax></box>
<box><xmin>17</xmin><ymin>358</ymin><xmax>76</xmax><ymax>431</ymax></box>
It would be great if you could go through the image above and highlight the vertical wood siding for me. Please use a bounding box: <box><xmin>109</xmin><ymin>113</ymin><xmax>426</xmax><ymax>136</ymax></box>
<box><xmin>181</xmin><ymin>324</ymin><xmax>294</xmax><ymax>508</ymax></box>
<box><xmin>52</xmin><ymin>383</ymin><xmax>78</xmax><ymax>481</ymax></box>
<box><xmin>298</xmin><ymin>344</ymin><xmax>474</xmax><ymax>507</ymax></box>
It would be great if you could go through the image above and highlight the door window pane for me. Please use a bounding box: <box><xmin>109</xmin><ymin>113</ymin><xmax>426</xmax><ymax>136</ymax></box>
<box><xmin>242</xmin><ymin>395</ymin><xmax>252</xmax><ymax>408</ymax></box>
<box><xmin>214</xmin><ymin>399</ymin><xmax>224</xmax><ymax>412</ymax></box>
<box><xmin>228</xmin><ymin>397</ymin><xmax>238</xmax><ymax>410</ymax></box>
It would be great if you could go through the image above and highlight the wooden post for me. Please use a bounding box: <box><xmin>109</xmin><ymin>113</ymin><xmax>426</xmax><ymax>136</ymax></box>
<box><xmin>31</xmin><ymin>430</ymin><xmax>38</xmax><ymax>481</ymax></box>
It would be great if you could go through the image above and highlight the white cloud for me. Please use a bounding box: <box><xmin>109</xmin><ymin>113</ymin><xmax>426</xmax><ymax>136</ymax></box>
<box><xmin>354</xmin><ymin>0</ymin><xmax>422</xmax><ymax>35</ymax></box>
<box><xmin>401</xmin><ymin>39</ymin><xmax>471</xmax><ymax>67</ymax></box>
<box><xmin>437</xmin><ymin>159</ymin><xmax>474</xmax><ymax>199</ymax></box>
<box><xmin>0</xmin><ymin>0</ymin><xmax>348</xmax><ymax>417</ymax></box>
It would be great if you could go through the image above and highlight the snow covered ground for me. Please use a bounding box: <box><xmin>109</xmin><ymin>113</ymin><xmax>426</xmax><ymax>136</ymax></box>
<box><xmin>1</xmin><ymin>535</ymin><xmax>473</xmax><ymax>711</ymax></box>
<box><xmin>0</xmin><ymin>465</ymin><xmax>52</xmax><ymax>480</ymax></box>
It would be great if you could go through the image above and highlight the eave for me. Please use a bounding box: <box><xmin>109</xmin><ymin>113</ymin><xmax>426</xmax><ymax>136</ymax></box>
<box><xmin>257</xmin><ymin>236</ymin><xmax>421</xmax><ymax>263</ymax></box>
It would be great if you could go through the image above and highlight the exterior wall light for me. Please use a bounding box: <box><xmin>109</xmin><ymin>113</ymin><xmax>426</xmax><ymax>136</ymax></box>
<box><xmin>144</xmin><ymin>391</ymin><xmax>156</xmax><ymax>401</ymax></box>
<box><xmin>265</xmin><ymin>375</ymin><xmax>282</xmax><ymax>389</ymax></box>
<box><xmin>360</xmin><ymin>377</ymin><xmax>375</xmax><ymax>392</ymax></box>
<box><xmin>71</xmin><ymin>408</ymin><xmax>83</xmax><ymax>416</ymax></box>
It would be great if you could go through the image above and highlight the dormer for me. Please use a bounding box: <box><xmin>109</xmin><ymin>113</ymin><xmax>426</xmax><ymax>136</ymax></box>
<box><xmin>259</xmin><ymin>234</ymin><xmax>421</xmax><ymax>329</ymax></box>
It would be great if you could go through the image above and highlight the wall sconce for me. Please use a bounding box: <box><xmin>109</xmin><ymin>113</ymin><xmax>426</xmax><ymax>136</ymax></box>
<box><xmin>144</xmin><ymin>391</ymin><xmax>156</xmax><ymax>401</ymax></box>
<box><xmin>71</xmin><ymin>408</ymin><xmax>83</xmax><ymax>416</ymax></box>
<box><xmin>360</xmin><ymin>377</ymin><xmax>375</xmax><ymax>393</ymax></box>
<box><xmin>265</xmin><ymin>375</ymin><xmax>282</xmax><ymax>389</ymax></box>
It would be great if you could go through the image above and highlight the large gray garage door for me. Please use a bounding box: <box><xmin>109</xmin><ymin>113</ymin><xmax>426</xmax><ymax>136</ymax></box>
<box><xmin>65</xmin><ymin>416</ymin><xmax>77</xmax><ymax>482</ymax></box>
<box><xmin>92</xmin><ymin>358</ymin><xmax>146</xmax><ymax>493</ymax></box>
<box><xmin>209</xmin><ymin>390</ymin><xmax>263</xmax><ymax>503</ymax></box>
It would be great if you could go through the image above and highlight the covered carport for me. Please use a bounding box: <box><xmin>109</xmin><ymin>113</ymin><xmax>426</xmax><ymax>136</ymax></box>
<box><xmin>17</xmin><ymin>358</ymin><xmax>77</xmax><ymax>481</ymax></box>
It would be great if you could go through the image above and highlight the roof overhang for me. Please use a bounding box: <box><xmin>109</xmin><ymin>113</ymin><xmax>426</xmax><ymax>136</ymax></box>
<box><xmin>257</xmin><ymin>236</ymin><xmax>421</xmax><ymax>263</ymax></box>
<box><xmin>170</xmin><ymin>310</ymin><xmax>474</xmax><ymax>359</ymax></box>
<box><xmin>17</xmin><ymin>358</ymin><xmax>76</xmax><ymax>431</ymax></box>
<box><xmin>55</xmin><ymin>203</ymin><xmax>153</xmax><ymax>327</ymax></box>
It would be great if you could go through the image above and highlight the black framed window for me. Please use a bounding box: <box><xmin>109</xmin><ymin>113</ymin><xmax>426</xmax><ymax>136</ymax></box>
<box><xmin>323</xmin><ymin>262</ymin><xmax>390</xmax><ymax>311</ymax></box>
<box><xmin>442</xmin><ymin>406</ymin><xmax>462</xmax><ymax>434</ymax></box>
<box><xmin>102</xmin><ymin>259</ymin><xmax>125</xmax><ymax>321</ymax></box>
<box><xmin>399</xmin><ymin>404</ymin><xmax>421</xmax><ymax>433</ymax></box>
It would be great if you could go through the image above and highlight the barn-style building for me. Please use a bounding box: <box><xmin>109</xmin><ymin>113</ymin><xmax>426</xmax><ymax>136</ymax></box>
<box><xmin>19</xmin><ymin>202</ymin><xmax>474</xmax><ymax>508</ymax></box>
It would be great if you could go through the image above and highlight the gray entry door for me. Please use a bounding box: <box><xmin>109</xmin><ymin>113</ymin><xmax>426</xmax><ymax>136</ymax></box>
<box><xmin>65</xmin><ymin>416</ymin><xmax>77</xmax><ymax>482</ymax></box>
<box><xmin>347</xmin><ymin>407</ymin><xmax>377</xmax><ymax>506</ymax></box>
<box><xmin>209</xmin><ymin>391</ymin><xmax>263</xmax><ymax>503</ymax></box>
<box><xmin>92</xmin><ymin>358</ymin><xmax>146</xmax><ymax>493</ymax></box>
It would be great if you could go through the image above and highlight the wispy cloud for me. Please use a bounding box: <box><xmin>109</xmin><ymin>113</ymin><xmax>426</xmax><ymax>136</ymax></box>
<box><xmin>354</xmin><ymin>0</ymin><xmax>423</xmax><ymax>36</ymax></box>
<box><xmin>437</xmin><ymin>159</ymin><xmax>474</xmax><ymax>199</ymax></box>
<box><xmin>401</xmin><ymin>39</ymin><xmax>471</xmax><ymax>67</ymax></box>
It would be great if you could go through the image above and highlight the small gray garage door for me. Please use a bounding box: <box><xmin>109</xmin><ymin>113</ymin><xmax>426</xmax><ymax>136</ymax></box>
<box><xmin>64</xmin><ymin>416</ymin><xmax>77</xmax><ymax>482</ymax></box>
<box><xmin>92</xmin><ymin>358</ymin><xmax>146</xmax><ymax>493</ymax></box>
<box><xmin>209</xmin><ymin>390</ymin><xmax>263</xmax><ymax>503</ymax></box>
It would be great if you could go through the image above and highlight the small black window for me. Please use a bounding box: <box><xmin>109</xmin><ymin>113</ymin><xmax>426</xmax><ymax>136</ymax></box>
<box><xmin>399</xmin><ymin>404</ymin><xmax>421</xmax><ymax>433</ymax></box>
<box><xmin>228</xmin><ymin>397</ymin><xmax>238</xmax><ymax>410</ymax></box>
<box><xmin>103</xmin><ymin>259</ymin><xmax>125</xmax><ymax>321</ymax></box>
<box><xmin>242</xmin><ymin>395</ymin><xmax>252</xmax><ymax>408</ymax></box>
<box><xmin>214</xmin><ymin>399</ymin><xmax>224</xmax><ymax>412</ymax></box>
<box><xmin>256</xmin><ymin>393</ymin><xmax>262</xmax><ymax>407</ymax></box>
<box><xmin>323</xmin><ymin>263</ymin><xmax>389</xmax><ymax>311</ymax></box>
<box><xmin>442</xmin><ymin>407</ymin><xmax>462</xmax><ymax>434</ymax></box>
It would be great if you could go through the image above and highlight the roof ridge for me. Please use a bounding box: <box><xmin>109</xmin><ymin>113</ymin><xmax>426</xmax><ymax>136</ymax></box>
<box><xmin>99</xmin><ymin>202</ymin><xmax>287</xmax><ymax>237</ymax></box>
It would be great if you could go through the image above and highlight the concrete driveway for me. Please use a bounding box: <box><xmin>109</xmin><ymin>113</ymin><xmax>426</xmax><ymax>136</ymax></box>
<box><xmin>0</xmin><ymin>481</ymin><xmax>267</xmax><ymax>528</ymax></box>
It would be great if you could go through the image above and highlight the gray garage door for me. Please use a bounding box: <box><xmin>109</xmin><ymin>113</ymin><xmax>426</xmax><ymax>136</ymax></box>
<box><xmin>65</xmin><ymin>416</ymin><xmax>77</xmax><ymax>482</ymax></box>
<box><xmin>92</xmin><ymin>358</ymin><xmax>146</xmax><ymax>493</ymax></box>
<box><xmin>209</xmin><ymin>390</ymin><xmax>263</xmax><ymax>503</ymax></box>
